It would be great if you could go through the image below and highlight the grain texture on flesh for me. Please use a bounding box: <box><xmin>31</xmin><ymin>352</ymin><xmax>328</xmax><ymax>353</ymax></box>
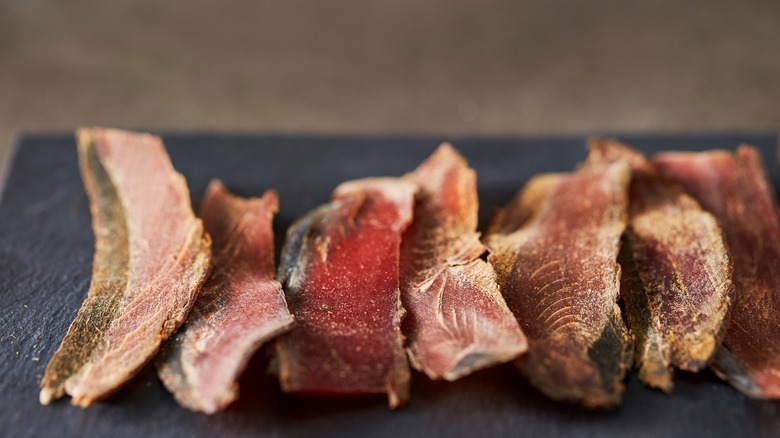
<box><xmin>276</xmin><ymin>178</ymin><xmax>415</xmax><ymax>408</ymax></box>
<box><xmin>40</xmin><ymin>128</ymin><xmax>211</xmax><ymax>407</ymax></box>
<box><xmin>591</xmin><ymin>139</ymin><xmax>733</xmax><ymax>393</ymax></box>
<box><xmin>399</xmin><ymin>144</ymin><xmax>526</xmax><ymax>380</ymax></box>
<box><xmin>654</xmin><ymin>146</ymin><xmax>780</xmax><ymax>399</ymax></box>
<box><xmin>485</xmin><ymin>155</ymin><xmax>632</xmax><ymax>409</ymax></box>
<box><xmin>157</xmin><ymin>181</ymin><xmax>294</xmax><ymax>414</ymax></box>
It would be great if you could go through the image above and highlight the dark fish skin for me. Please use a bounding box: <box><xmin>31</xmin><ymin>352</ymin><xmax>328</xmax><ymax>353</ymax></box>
<box><xmin>485</xmin><ymin>155</ymin><xmax>633</xmax><ymax>409</ymax></box>
<box><xmin>590</xmin><ymin>139</ymin><xmax>733</xmax><ymax>393</ymax></box>
<box><xmin>654</xmin><ymin>146</ymin><xmax>780</xmax><ymax>399</ymax></box>
<box><xmin>40</xmin><ymin>128</ymin><xmax>212</xmax><ymax>407</ymax></box>
<box><xmin>400</xmin><ymin>144</ymin><xmax>527</xmax><ymax>381</ymax></box>
<box><xmin>275</xmin><ymin>178</ymin><xmax>415</xmax><ymax>409</ymax></box>
<box><xmin>156</xmin><ymin>181</ymin><xmax>294</xmax><ymax>414</ymax></box>
<box><xmin>39</xmin><ymin>131</ymin><xmax>129</xmax><ymax>406</ymax></box>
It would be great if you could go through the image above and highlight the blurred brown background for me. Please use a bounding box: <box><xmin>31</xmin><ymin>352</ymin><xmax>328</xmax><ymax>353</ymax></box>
<box><xmin>1</xmin><ymin>0</ymin><xmax>779</xmax><ymax>170</ymax></box>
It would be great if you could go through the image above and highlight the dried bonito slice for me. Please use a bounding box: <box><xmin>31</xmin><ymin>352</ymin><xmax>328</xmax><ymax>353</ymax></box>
<box><xmin>276</xmin><ymin>178</ymin><xmax>415</xmax><ymax>408</ymax></box>
<box><xmin>157</xmin><ymin>181</ymin><xmax>294</xmax><ymax>414</ymax></box>
<box><xmin>655</xmin><ymin>146</ymin><xmax>780</xmax><ymax>399</ymax></box>
<box><xmin>485</xmin><ymin>150</ymin><xmax>633</xmax><ymax>409</ymax></box>
<box><xmin>590</xmin><ymin>139</ymin><xmax>733</xmax><ymax>393</ymax></box>
<box><xmin>40</xmin><ymin>128</ymin><xmax>211</xmax><ymax>407</ymax></box>
<box><xmin>400</xmin><ymin>144</ymin><xmax>527</xmax><ymax>381</ymax></box>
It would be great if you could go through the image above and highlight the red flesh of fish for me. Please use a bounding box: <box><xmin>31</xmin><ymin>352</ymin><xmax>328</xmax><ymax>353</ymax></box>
<box><xmin>276</xmin><ymin>178</ymin><xmax>415</xmax><ymax>408</ymax></box>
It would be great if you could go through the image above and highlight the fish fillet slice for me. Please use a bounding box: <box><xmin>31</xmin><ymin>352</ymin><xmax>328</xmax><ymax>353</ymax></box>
<box><xmin>485</xmin><ymin>152</ymin><xmax>632</xmax><ymax>409</ymax></box>
<box><xmin>156</xmin><ymin>180</ymin><xmax>294</xmax><ymax>414</ymax></box>
<box><xmin>276</xmin><ymin>178</ymin><xmax>415</xmax><ymax>408</ymax></box>
<box><xmin>590</xmin><ymin>139</ymin><xmax>733</xmax><ymax>393</ymax></box>
<box><xmin>400</xmin><ymin>144</ymin><xmax>527</xmax><ymax>380</ymax></box>
<box><xmin>40</xmin><ymin>128</ymin><xmax>211</xmax><ymax>407</ymax></box>
<box><xmin>654</xmin><ymin>146</ymin><xmax>780</xmax><ymax>399</ymax></box>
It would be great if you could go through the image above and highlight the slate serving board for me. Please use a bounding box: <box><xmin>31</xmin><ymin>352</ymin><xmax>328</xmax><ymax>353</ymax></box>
<box><xmin>2</xmin><ymin>133</ymin><xmax>780</xmax><ymax>438</ymax></box>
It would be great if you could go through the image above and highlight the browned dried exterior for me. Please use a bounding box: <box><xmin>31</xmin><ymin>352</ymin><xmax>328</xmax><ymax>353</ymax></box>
<box><xmin>590</xmin><ymin>139</ymin><xmax>733</xmax><ymax>393</ymax></box>
<box><xmin>485</xmin><ymin>154</ymin><xmax>632</xmax><ymax>409</ymax></box>
<box><xmin>40</xmin><ymin>128</ymin><xmax>211</xmax><ymax>407</ymax></box>
<box><xmin>654</xmin><ymin>146</ymin><xmax>780</xmax><ymax>399</ymax></box>
<box><xmin>276</xmin><ymin>178</ymin><xmax>415</xmax><ymax>408</ymax></box>
<box><xmin>156</xmin><ymin>181</ymin><xmax>294</xmax><ymax>414</ymax></box>
<box><xmin>399</xmin><ymin>144</ymin><xmax>527</xmax><ymax>380</ymax></box>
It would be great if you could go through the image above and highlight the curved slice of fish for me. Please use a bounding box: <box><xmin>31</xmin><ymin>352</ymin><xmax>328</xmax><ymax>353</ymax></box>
<box><xmin>276</xmin><ymin>178</ymin><xmax>415</xmax><ymax>408</ymax></box>
<box><xmin>591</xmin><ymin>139</ymin><xmax>733</xmax><ymax>393</ymax></box>
<box><xmin>485</xmin><ymin>152</ymin><xmax>632</xmax><ymax>409</ymax></box>
<box><xmin>654</xmin><ymin>146</ymin><xmax>780</xmax><ymax>399</ymax></box>
<box><xmin>40</xmin><ymin>128</ymin><xmax>211</xmax><ymax>407</ymax></box>
<box><xmin>156</xmin><ymin>181</ymin><xmax>294</xmax><ymax>414</ymax></box>
<box><xmin>400</xmin><ymin>144</ymin><xmax>527</xmax><ymax>381</ymax></box>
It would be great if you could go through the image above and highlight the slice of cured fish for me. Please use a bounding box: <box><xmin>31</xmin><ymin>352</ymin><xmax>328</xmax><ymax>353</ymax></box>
<box><xmin>399</xmin><ymin>144</ymin><xmax>527</xmax><ymax>380</ymax></box>
<box><xmin>485</xmin><ymin>151</ymin><xmax>633</xmax><ymax>409</ymax></box>
<box><xmin>654</xmin><ymin>146</ymin><xmax>780</xmax><ymax>399</ymax></box>
<box><xmin>40</xmin><ymin>128</ymin><xmax>211</xmax><ymax>407</ymax></box>
<box><xmin>276</xmin><ymin>178</ymin><xmax>415</xmax><ymax>408</ymax></box>
<box><xmin>590</xmin><ymin>139</ymin><xmax>733</xmax><ymax>393</ymax></box>
<box><xmin>157</xmin><ymin>181</ymin><xmax>294</xmax><ymax>414</ymax></box>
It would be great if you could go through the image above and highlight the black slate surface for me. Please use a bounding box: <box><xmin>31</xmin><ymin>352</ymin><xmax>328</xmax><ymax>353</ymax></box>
<box><xmin>2</xmin><ymin>133</ymin><xmax>780</xmax><ymax>438</ymax></box>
